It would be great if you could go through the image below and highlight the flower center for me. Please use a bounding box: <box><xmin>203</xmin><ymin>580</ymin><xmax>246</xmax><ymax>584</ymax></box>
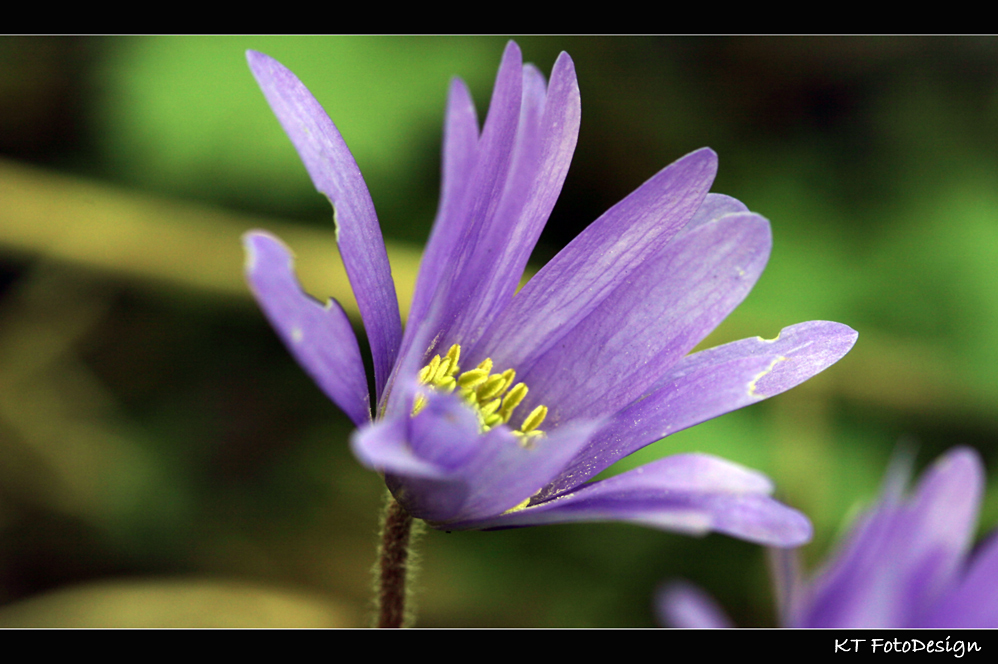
<box><xmin>412</xmin><ymin>344</ymin><xmax>547</xmax><ymax>445</ymax></box>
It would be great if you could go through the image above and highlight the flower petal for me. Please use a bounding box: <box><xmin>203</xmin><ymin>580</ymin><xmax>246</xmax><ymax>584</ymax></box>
<box><xmin>406</xmin><ymin>76</ymin><xmax>480</xmax><ymax>341</ymax></box>
<box><xmin>402</xmin><ymin>42</ymin><xmax>522</xmax><ymax>357</ymax></box>
<box><xmin>451</xmin><ymin>454</ymin><xmax>813</xmax><ymax>547</ymax></box>
<box><xmin>924</xmin><ymin>530</ymin><xmax>998</xmax><ymax>627</ymax></box>
<box><xmin>353</xmin><ymin>392</ymin><xmax>477</xmax><ymax>521</ymax></box>
<box><xmin>794</xmin><ymin>500</ymin><xmax>904</xmax><ymax>627</ymax></box>
<box><xmin>682</xmin><ymin>193</ymin><xmax>748</xmax><ymax>233</ymax></box>
<box><xmin>539</xmin><ymin>321</ymin><xmax>859</xmax><ymax>497</ymax></box>
<box><xmin>441</xmin><ymin>417</ymin><xmax>601</xmax><ymax>525</ymax></box>
<box><xmin>370</xmin><ymin>389</ymin><xmax>601</xmax><ymax>524</ymax></box>
<box><xmin>796</xmin><ymin>447</ymin><xmax>984</xmax><ymax>627</ymax></box>
<box><xmin>498</xmin><ymin>211</ymin><xmax>771</xmax><ymax>434</ymax></box>
<box><xmin>656</xmin><ymin>581</ymin><xmax>734</xmax><ymax>628</ymax></box>
<box><xmin>243</xmin><ymin>232</ymin><xmax>370</xmax><ymax>427</ymax></box>
<box><xmin>246</xmin><ymin>50</ymin><xmax>401</xmax><ymax>401</ymax></box>
<box><xmin>471</xmin><ymin>147</ymin><xmax>718</xmax><ymax>375</ymax></box>
<box><xmin>901</xmin><ymin>447</ymin><xmax>984</xmax><ymax>617</ymax></box>
<box><xmin>442</xmin><ymin>51</ymin><xmax>582</xmax><ymax>350</ymax></box>
<box><xmin>350</xmin><ymin>416</ymin><xmax>451</xmax><ymax>480</ymax></box>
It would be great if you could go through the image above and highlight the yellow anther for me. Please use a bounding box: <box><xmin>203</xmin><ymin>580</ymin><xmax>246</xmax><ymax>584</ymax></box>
<box><xmin>425</xmin><ymin>355</ymin><xmax>441</xmax><ymax>378</ymax></box>
<box><xmin>521</xmin><ymin>405</ymin><xmax>548</xmax><ymax>433</ymax></box>
<box><xmin>457</xmin><ymin>368</ymin><xmax>490</xmax><ymax>388</ymax></box>
<box><xmin>411</xmin><ymin>393</ymin><xmax>427</xmax><ymax>416</ymax></box>
<box><xmin>499</xmin><ymin>383</ymin><xmax>528</xmax><ymax>422</ymax></box>
<box><xmin>477</xmin><ymin>374</ymin><xmax>509</xmax><ymax>402</ymax></box>
<box><xmin>483</xmin><ymin>412</ymin><xmax>503</xmax><ymax>428</ymax></box>
<box><xmin>479</xmin><ymin>398</ymin><xmax>500</xmax><ymax>419</ymax></box>
<box><xmin>436</xmin><ymin>356</ymin><xmax>454</xmax><ymax>381</ymax></box>
<box><xmin>514</xmin><ymin>429</ymin><xmax>545</xmax><ymax>448</ymax></box>
<box><xmin>499</xmin><ymin>368</ymin><xmax>515</xmax><ymax>392</ymax></box>
<box><xmin>412</xmin><ymin>343</ymin><xmax>548</xmax><ymax>439</ymax></box>
<box><xmin>417</xmin><ymin>356</ymin><xmax>437</xmax><ymax>384</ymax></box>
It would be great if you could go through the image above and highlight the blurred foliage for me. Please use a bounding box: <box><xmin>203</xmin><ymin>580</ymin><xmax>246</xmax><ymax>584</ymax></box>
<box><xmin>1</xmin><ymin>36</ymin><xmax>998</xmax><ymax>627</ymax></box>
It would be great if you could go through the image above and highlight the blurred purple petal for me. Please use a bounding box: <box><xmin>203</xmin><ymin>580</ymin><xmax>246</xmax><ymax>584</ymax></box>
<box><xmin>903</xmin><ymin>448</ymin><xmax>984</xmax><ymax>602</ymax></box>
<box><xmin>351</xmin><ymin>415</ymin><xmax>451</xmax><ymax>480</ymax></box>
<box><xmin>798</xmin><ymin>447</ymin><xmax>985</xmax><ymax>627</ymax></box>
<box><xmin>924</xmin><ymin>531</ymin><xmax>998</xmax><ymax>627</ymax></box>
<box><xmin>657</xmin><ymin>581</ymin><xmax>733</xmax><ymax>628</ymax></box>
<box><xmin>663</xmin><ymin>447</ymin><xmax>998</xmax><ymax>628</ymax></box>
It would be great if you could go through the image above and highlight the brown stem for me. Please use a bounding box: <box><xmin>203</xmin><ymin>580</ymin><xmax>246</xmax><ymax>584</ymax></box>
<box><xmin>376</xmin><ymin>495</ymin><xmax>414</xmax><ymax>627</ymax></box>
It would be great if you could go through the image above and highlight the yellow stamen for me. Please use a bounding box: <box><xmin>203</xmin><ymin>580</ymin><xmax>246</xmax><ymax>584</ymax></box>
<box><xmin>521</xmin><ymin>405</ymin><xmax>548</xmax><ymax>433</ymax></box>
<box><xmin>411</xmin><ymin>393</ymin><xmax>427</xmax><ymax>416</ymax></box>
<box><xmin>412</xmin><ymin>344</ymin><xmax>548</xmax><ymax>440</ymax></box>
<box><xmin>499</xmin><ymin>383</ymin><xmax>528</xmax><ymax>422</ymax></box>
<box><xmin>436</xmin><ymin>356</ymin><xmax>453</xmax><ymax>381</ymax></box>
<box><xmin>483</xmin><ymin>413</ymin><xmax>503</xmax><ymax>428</ymax></box>
<box><xmin>480</xmin><ymin>398</ymin><xmax>501</xmax><ymax>419</ymax></box>
<box><xmin>499</xmin><ymin>369</ymin><xmax>515</xmax><ymax>392</ymax></box>
<box><xmin>477</xmin><ymin>374</ymin><xmax>509</xmax><ymax>402</ymax></box>
<box><xmin>458</xmin><ymin>368</ymin><xmax>490</xmax><ymax>388</ymax></box>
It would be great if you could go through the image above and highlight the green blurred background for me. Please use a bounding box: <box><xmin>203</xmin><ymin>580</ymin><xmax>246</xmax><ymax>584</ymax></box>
<box><xmin>1</xmin><ymin>36</ymin><xmax>997</xmax><ymax>627</ymax></box>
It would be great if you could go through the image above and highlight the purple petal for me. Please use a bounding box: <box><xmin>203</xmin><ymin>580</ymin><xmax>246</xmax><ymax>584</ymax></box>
<box><xmin>246</xmin><ymin>50</ymin><xmax>401</xmax><ymax>401</ymax></box>
<box><xmin>440</xmin><ymin>416</ymin><xmax>601</xmax><ymax>525</ymax></box>
<box><xmin>406</xmin><ymin>76</ymin><xmax>479</xmax><ymax>341</ymax></box>
<box><xmin>656</xmin><ymin>581</ymin><xmax>734</xmax><ymax>628</ymax></box>
<box><xmin>441</xmin><ymin>51</ymin><xmax>582</xmax><ymax>349</ymax></box>
<box><xmin>243</xmin><ymin>232</ymin><xmax>370</xmax><ymax>427</ymax></box>
<box><xmin>767</xmin><ymin>547</ymin><xmax>803</xmax><ymax>627</ymax></box>
<box><xmin>682</xmin><ymin>193</ymin><xmax>748</xmax><ymax>233</ymax></box>
<box><xmin>796</xmin><ymin>447</ymin><xmax>985</xmax><ymax>627</ymax></box>
<box><xmin>791</xmin><ymin>454</ymin><xmax>912</xmax><ymax>627</ymax></box>
<box><xmin>540</xmin><ymin>321</ymin><xmax>858</xmax><ymax>497</ymax></box>
<box><xmin>358</xmin><ymin>388</ymin><xmax>600</xmax><ymax>524</ymax></box>
<box><xmin>472</xmin><ymin>148</ymin><xmax>717</xmax><ymax>372</ymax></box>
<box><xmin>925</xmin><ymin>530</ymin><xmax>998</xmax><ymax>627</ymax></box>
<box><xmin>491</xmin><ymin>211</ymin><xmax>771</xmax><ymax>434</ymax></box>
<box><xmin>350</xmin><ymin>416</ymin><xmax>451</xmax><ymax>480</ymax></box>
<box><xmin>452</xmin><ymin>454</ymin><xmax>813</xmax><ymax>547</ymax></box>
<box><xmin>901</xmin><ymin>447</ymin><xmax>984</xmax><ymax>617</ymax></box>
<box><xmin>353</xmin><ymin>392</ymin><xmax>478</xmax><ymax>521</ymax></box>
<box><xmin>794</xmin><ymin>498</ymin><xmax>907</xmax><ymax>626</ymax></box>
<box><xmin>404</xmin><ymin>42</ymin><xmax>523</xmax><ymax>356</ymax></box>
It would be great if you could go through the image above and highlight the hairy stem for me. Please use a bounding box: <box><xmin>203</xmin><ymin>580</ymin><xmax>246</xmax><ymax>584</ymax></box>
<box><xmin>376</xmin><ymin>495</ymin><xmax>415</xmax><ymax>627</ymax></box>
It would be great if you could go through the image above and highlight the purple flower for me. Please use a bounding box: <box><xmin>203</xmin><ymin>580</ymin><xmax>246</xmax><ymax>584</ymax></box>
<box><xmin>242</xmin><ymin>42</ymin><xmax>857</xmax><ymax>546</ymax></box>
<box><xmin>659</xmin><ymin>447</ymin><xmax>998</xmax><ymax>627</ymax></box>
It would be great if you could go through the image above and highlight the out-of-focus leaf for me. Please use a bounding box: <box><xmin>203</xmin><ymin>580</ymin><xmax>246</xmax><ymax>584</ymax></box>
<box><xmin>0</xmin><ymin>577</ymin><xmax>359</xmax><ymax>627</ymax></box>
